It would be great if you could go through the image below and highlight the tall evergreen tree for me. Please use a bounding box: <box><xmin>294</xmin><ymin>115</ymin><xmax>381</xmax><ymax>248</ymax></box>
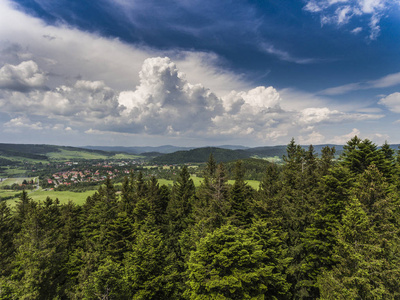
<box><xmin>318</xmin><ymin>198</ymin><xmax>400</xmax><ymax>299</ymax></box>
<box><xmin>186</xmin><ymin>224</ymin><xmax>290</xmax><ymax>299</ymax></box>
<box><xmin>229</xmin><ymin>160</ymin><xmax>254</xmax><ymax>227</ymax></box>
<box><xmin>10</xmin><ymin>199</ymin><xmax>67</xmax><ymax>299</ymax></box>
<box><xmin>253</xmin><ymin>163</ymin><xmax>283</xmax><ymax>228</ymax></box>
<box><xmin>318</xmin><ymin>146</ymin><xmax>336</xmax><ymax>177</ymax></box>
<box><xmin>124</xmin><ymin>225</ymin><xmax>171</xmax><ymax>299</ymax></box>
<box><xmin>165</xmin><ymin>166</ymin><xmax>196</xmax><ymax>298</ymax></box>
<box><xmin>0</xmin><ymin>202</ymin><xmax>14</xmax><ymax>278</ymax></box>
<box><xmin>166</xmin><ymin>166</ymin><xmax>196</xmax><ymax>233</ymax></box>
<box><xmin>341</xmin><ymin>136</ymin><xmax>386</xmax><ymax>175</ymax></box>
<box><xmin>300</xmin><ymin>165</ymin><xmax>353</xmax><ymax>298</ymax></box>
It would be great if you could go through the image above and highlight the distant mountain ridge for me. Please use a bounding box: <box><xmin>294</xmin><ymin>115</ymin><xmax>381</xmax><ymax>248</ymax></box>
<box><xmin>0</xmin><ymin>143</ymin><xmax>133</xmax><ymax>162</ymax></box>
<box><xmin>83</xmin><ymin>145</ymin><xmax>249</xmax><ymax>154</ymax></box>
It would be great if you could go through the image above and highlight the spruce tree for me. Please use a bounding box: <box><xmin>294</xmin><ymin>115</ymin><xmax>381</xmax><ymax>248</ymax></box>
<box><xmin>318</xmin><ymin>198</ymin><xmax>400</xmax><ymax>299</ymax></box>
<box><xmin>186</xmin><ymin>224</ymin><xmax>290</xmax><ymax>299</ymax></box>
<box><xmin>0</xmin><ymin>202</ymin><xmax>14</xmax><ymax>278</ymax></box>
<box><xmin>229</xmin><ymin>160</ymin><xmax>254</xmax><ymax>227</ymax></box>
<box><xmin>124</xmin><ymin>225</ymin><xmax>171</xmax><ymax>299</ymax></box>
<box><xmin>341</xmin><ymin>136</ymin><xmax>386</xmax><ymax>175</ymax></box>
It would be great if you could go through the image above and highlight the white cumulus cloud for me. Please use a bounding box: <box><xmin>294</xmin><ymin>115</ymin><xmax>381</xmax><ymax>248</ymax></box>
<box><xmin>379</xmin><ymin>92</ymin><xmax>400</xmax><ymax>113</ymax></box>
<box><xmin>118</xmin><ymin>57</ymin><xmax>223</xmax><ymax>135</ymax></box>
<box><xmin>0</xmin><ymin>60</ymin><xmax>46</xmax><ymax>91</ymax></box>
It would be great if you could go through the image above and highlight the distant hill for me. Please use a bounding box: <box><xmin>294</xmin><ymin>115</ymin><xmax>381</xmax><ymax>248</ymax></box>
<box><xmin>83</xmin><ymin>145</ymin><xmax>194</xmax><ymax>154</ymax></box>
<box><xmin>152</xmin><ymin>147</ymin><xmax>249</xmax><ymax>164</ymax></box>
<box><xmin>0</xmin><ymin>143</ymin><xmax>59</xmax><ymax>160</ymax></box>
<box><xmin>83</xmin><ymin>144</ymin><xmax>249</xmax><ymax>154</ymax></box>
<box><xmin>0</xmin><ymin>143</ymin><xmax>140</xmax><ymax>163</ymax></box>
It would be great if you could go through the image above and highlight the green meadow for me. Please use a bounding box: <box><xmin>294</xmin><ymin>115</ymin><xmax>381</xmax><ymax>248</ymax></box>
<box><xmin>3</xmin><ymin>189</ymin><xmax>96</xmax><ymax>207</ymax></box>
<box><xmin>46</xmin><ymin>149</ymin><xmax>142</xmax><ymax>160</ymax></box>
<box><xmin>0</xmin><ymin>177</ymin><xmax>37</xmax><ymax>187</ymax></box>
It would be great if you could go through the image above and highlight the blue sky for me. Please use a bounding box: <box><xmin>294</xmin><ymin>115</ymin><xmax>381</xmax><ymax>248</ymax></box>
<box><xmin>0</xmin><ymin>0</ymin><xmax>400</xmax><ymax>147</ymax></box>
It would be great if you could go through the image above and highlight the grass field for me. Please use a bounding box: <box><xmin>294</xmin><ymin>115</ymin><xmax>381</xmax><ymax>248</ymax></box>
<box><xmin>28</xmin><ymin>190</ymin><xmax>95</xmax><ymax>205</ymax></box>
<box><xmin>113</xmin><ymin>153</ymin><xmax>143</xmax><ymax>159</ymax></box>
<box><xmin>3</xmin><ymin>189</ymin><xmax>96</xmax><ymax>207</ymax></box>
<box><xmin>0</xmin><ymin>167</ymin><xmax>29</xmax><ymax>177</ymax></box>
<box><xmin>0</xmin><ymin>155</ymin><xmax>48</xmax><ymax>164</ymax></box>
<box><xmin>47</xmin><ymin>149</ymin><xmax>110</xmax><ymax>160</ymax></box>
<box><xmin>0</xmin><ymin>177</ymin><xmax>37</xmax><ymax>187</ymax></box>
<box><xmin>47</xmin><ymin>149</ymin><xmax>142</xmax><ymax>160</ymax></box>
<box><xmin>0</xmin><ymin>190</ymin><xmax>21</xmax><ymax>201</ymax></box>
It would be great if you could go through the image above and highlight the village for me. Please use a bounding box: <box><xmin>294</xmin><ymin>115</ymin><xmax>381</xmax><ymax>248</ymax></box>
<box><xmin>40</xmin><ymin>159</ymin><xmax>185</xmax><ymax>189</ymax></box>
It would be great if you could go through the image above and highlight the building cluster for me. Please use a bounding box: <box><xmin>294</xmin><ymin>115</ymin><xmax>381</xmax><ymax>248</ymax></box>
<box><xmin>45</xmin><ymin>162</ymin><xmax>133</xmax><ymax>187</ymax></box>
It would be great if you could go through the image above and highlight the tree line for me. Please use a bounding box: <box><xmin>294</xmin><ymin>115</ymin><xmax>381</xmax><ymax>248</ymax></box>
<box><xmin>1</xmin><ymin>136</ymin><xmax>400</xmax><ymax>299</ymax></box>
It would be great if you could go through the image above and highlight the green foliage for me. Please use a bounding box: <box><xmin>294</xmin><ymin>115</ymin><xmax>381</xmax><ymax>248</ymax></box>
<box><xmin>318</xmin><ymin>198</ymin><xmax>400</xmax><ymax>299</ymax></box>
<box><xmin>0</xmin><ymin>202</ymin><xmax>14</xmax><ymax>278</ymax></box>
<box><xmin>167</xmin><ymin>166</ymin><xmax>196</xmax><ymax>232</ymax></box>
<box><xmin>82</xmin><ymin>257</ymin><xmax>127</xmax><ymax>300</ymax></box>
<box><xmin>229</xmin><ymin>160</ymin><xmax>255</xmax><ymax>227</ymax></box>
<box><xmin>186</xmin><ymin>224</ymin><xmax>290</xmax><ymax>299</ymax></box>
<box><xmin>341</xmin><ymin>136</ymin><xmax>386</xmax><ymax>176</ymax></box>
<box><xmin>124</xmin><ymin>226</ymin><xmax>171</xmax><ymax>299</ymax></box>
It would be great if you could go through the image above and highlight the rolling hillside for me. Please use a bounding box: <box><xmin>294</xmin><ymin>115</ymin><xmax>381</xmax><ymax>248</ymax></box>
<box><xmin>0</xmin><ymin>143</ymin><xmax>141</xmax><ymax>163</ymax></box>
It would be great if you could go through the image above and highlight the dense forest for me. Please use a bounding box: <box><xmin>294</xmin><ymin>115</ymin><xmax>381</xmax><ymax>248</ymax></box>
<box><xmin>1</xmin><ymin>136</ymin><xmax>400</xmax><ymax>299</ymax></box>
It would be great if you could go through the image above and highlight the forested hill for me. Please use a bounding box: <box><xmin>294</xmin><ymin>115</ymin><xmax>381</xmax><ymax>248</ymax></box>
<box><xmin>83</xmin><ymin>144</ymin><xmax>249</xmax><ymax>154</ymax></box>
<box><xmin>83</xmin><ymin>145</ymin><xmax>195</xmax><ymax>154</ymax></box>
<box><xmin>0</xmin><ymin>143</ymin><xmax>123</xmax><ymax>161</ymax></box>
<box><xmin>151</xmin><ymin>147</ymin><xmax>249</xmax><ymax>164</ymax></box>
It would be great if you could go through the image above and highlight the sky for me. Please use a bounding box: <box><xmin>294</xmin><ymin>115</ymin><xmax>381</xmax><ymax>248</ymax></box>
<box><xmin>1</xmin><ymin>0</ymin><xmax>400</xmax><ymax>147</ymax></box>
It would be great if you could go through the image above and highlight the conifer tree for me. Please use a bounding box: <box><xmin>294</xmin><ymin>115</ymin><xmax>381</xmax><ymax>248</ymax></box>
<box><xmin>120</xmin><ymin>174</ymin><xmax>135</xmax><ymax>214</ymax></box>
<box><xmin>209</xmin><ymin>162</ymin><xmax>230</xmax><ymax>228</ymax></box>
<box><xmin>135</xmin><ymin>171</ymin><xmax>148</xmax><ymax>199</ymax></box>
<box><xmin>0</xmin><ymin>202</ymin><xmax>14</xmax><ymax>278</ymax></box>
<box><xmin>124</xmin><ymin>225</ymin><xmax>171</xmax><ymax>299</ymax></box>
<box><xmin>166</xmin><ymin>166</ymin><xmax>195</xmax><ymax>233</ymax></box>
<box><xmin>147</xmin><ymin>176</ymin><xmax>169</xmax><ymax>225</ymax></box>
<box><xmin>341</xmin><ymin>136</ymin><xmax>385</xmax><ymax>175</ymax></box>
<box><xmin>300</xmin><ymin>165</ymin><xmax>353</xmax><ymax>298</ymax></box>
<box><xmin>253</xmin><ymin>163</ymin><xmax>283</xmax><ymax>228</ymax></box>
<box><xmin>229</xmin><ymin>160</ymin><xmax>254</xmax><ymax>227</ymax></box>
<box><xmin>10</xmin><ymin>199</ymin><xmax>67</xmax><ymax>299</ymax></box>
<box><xmin>282</xmin><ymin>138</ymin><xmax>304</xmax><ymax>190</ymax></box>
<box><xmin>318</xmin><ymin>146</ymin><xmax>336</xmax><ymax>177</ymax></box>
<box><xmin>186</xmin><ymin>224</ymin><xmax>290</xmax><ymax>299</ymax></box>
<box><xmin>318</xmin><ymin>198</ymin><xmax>400</xmax><ymax>299</ymax></box>
<box><xmin>82</xmin><ymin>256</ymin><xmax>128</xmax><ymax>299</ymax></box>
<box><xmin>15</xmin><ymin>190</ymin><xmax>33</xmax><ymax>225</ymax></box>
<box><xmin>165</xmin><ymin>166</ymin><xmax>196</xmax><ymax>298</ymax></box>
